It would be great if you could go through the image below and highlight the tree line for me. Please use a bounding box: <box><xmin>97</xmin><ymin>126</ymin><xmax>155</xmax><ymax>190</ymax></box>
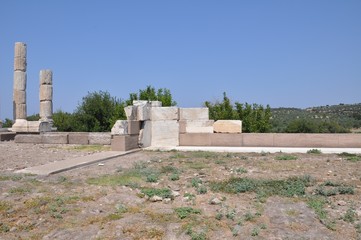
<box><xmin>1</xmin><ymin>86</ymin><xmax>356</xmax><ymax>133</ymax></box>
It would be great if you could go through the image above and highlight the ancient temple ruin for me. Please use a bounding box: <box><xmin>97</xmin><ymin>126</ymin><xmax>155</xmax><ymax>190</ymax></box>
<box><xmin>11</xmin><ymin>42</ymin><xmax>53</xmax><ymax>133</ymax></box>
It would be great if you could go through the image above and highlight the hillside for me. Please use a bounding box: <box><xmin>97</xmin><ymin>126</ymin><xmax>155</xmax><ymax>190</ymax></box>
<box><xmin>271</xmin><ymin>103</ymin><xmax>361</xmax><ymax>133</ymax></box>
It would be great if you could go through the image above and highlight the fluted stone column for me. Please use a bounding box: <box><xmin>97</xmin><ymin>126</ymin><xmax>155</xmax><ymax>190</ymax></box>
<box><xmin>13</xmin><ymin>42</ymin><xmax>27</xmax><ymax>120</ymax></box>
<box><xmin>39</xmin><ymin>70</ymin><xmax>53</xmax><ymax>123</ymax></box>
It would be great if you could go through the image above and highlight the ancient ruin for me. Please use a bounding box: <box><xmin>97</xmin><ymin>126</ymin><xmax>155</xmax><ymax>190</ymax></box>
<box><xmin>11</xmin><ymin>43</ymin><xmax>52</xmax><ymax>133</ymax></box>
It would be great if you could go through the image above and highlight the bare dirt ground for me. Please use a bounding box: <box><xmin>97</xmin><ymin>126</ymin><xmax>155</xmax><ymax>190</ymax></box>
<box><xmin>1</xmin><ymin>141</ymin><xmax>361</xmax><ymax>240</ymax></box>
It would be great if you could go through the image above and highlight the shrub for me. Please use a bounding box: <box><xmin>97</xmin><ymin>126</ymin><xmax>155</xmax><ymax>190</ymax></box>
<box><xmin>307</xmin><ymin>149</ymin><xmax>322</xmax><ymax>154</ymax></box>
<box><xmin>275</xmin><ymin>155</ymin><xmax>298</xmax><ymax>161</ymax></box>
<box><xmin>174</xmin><ymin>207</ymin><xmax>201</xmax><ymax>219</ymax></box>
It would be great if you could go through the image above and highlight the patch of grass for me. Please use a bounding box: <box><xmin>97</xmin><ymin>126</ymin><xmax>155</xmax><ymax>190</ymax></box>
<box><xmin>307</xmin><ymin>196</ymin><xmax>327</xmax><ymax>221</ymax></box>
<box><xmin>0</xmin><ymin>201</ymin><xmax>11</xmax><ymax>213</ymax></box>
<box><xmin>338</xmin><ymin>152</ymin><xmax>361</xmax><ymax>161</ymax></box>
<box><xmin>186</xmin><ymin>161</ymin><xmax>208</xmax><ymax>170</ymax></box>
<box><xmin>0</xmin><ymin>174</ymin><xmax>22</xmax><ymax>181</ymax></box>
<box><xmin>196</xmin><ymin>186</ymin><xmax>207</xmax><ymax>194</ymax></box>
<box><xmin>170</xmin><ymin>152</ymin><xmax>187</xmax><ymax>159</ymax></box>
<box><xmin>226</xmin><ymin>209</ymin><xmax>236</xmax><ymax>220</ymax></box>
<box><xmin>343</xmin><ymin>208</ymin><xmax>357</xmax><ymax>223</ymax></box>
<box><xmin>210</xmin><ymin>175</ymin><xmax>311</xmax><ymax>198</ymax></box>
<box><xmin>169</xmin><ymin>173</ymin><xmax>180</xmax><ymax>181</ymax></box>
<box><xmin>215</xmin><ymin>213</ymin><xmax>223</xmax><ymax>220</ymax></box>
<box><xmin>0</xmin><ymin>223</ymin><xmax>10</xmax><ymax>233</ymax></box>
<box><xmin>174</xmin><ymin>207</ymin><xmax>201</xmax><ymax>219</ymax></box>
<box><xmin>244</xmin><ymin>212</ymin><xmax>255</xmax><ymax>222</ymax></box>
<box><xmin>307</xmin><ymin>149</ymin><xmax>322</xmax><ymax>154</ymax></box>
<box><xmin>87</xmin><ymin>171</ymin><xmax>142</xmax><ymax>188</ymax></box>
<box><xmin>346</xmin><ymin>156</ymin><xmax>361</xmax><ymax>162</ymax></box>
<box><xmin>251</xmin><ymin>227</ymin><xmax>260</xmax><ymax>236</ymax></box>
<box><xmin>160</xmin><ymin>165</ymin><xmax>179</xmax><ymax>174</ymax></box>
<box><xmin>191</xmin><ymin>178</ymin><xmax>203</xmax><ymax>188</ymax></box>
<box><xmin>235</xmin><ymin>167</ymin><xmax>248</xmax><ymax>174</ymax></box>
<box><xmin>146</xmin><ymin>174</ymin><xmax>159</xmax><ymax>183</ymax></box>
<box><xmin>70</xmin><ymin>145</ymin><xmax>110</xmax><ymax>152</ymax></box>
<box><xmin>275</xmin><ymin>155</ymin><xmax>298</xmax><ymax>160</ymax></box>
<box><xmin>315</xmin><ymin>181</ymin><xmax>354</xmax><ymax>196</ymax></box>
<box><xmin>9</xmin><ymin>186</ymin><xmax>31</xmax><ymax>194</ymax></box>
<box><xmin>190</xmin><ymin>151</ymin><xmax>218</xmax><ymax>159</ymax></box>
<box><xmin>141</xmin><ymin>188</ymin><xmax>172</xmax><ymax>199</ymax></box>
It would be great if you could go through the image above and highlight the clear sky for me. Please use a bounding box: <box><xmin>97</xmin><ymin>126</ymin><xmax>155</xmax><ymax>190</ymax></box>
<box><xmin>1</xmin><ymin>0</ymin><xmax>360</xmax><ymax>120</ymax></box>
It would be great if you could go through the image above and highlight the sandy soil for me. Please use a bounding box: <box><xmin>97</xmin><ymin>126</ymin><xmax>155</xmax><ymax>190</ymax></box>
<box><xmin>1</xmin><ymin>141</ymin><xmax>361</xmax><ymax>239</ymax></box>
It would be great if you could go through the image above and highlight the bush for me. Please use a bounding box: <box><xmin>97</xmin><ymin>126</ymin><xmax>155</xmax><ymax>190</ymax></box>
<box><xmin>73</xmin><ymin>91</ymin><xmax>126</xmax><ymax>132</ymax></box>
<box><xmin>204</xmin><ymin>92</ymin><xmax>272</xmax><ymax>133</ymax></box>
<box><xmin>127</xmin><ymin>85</ymin><xmax>176</xmax><ymax>106</ymax></box>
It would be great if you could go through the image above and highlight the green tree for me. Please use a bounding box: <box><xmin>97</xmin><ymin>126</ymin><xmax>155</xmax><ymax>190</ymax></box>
<box><xmin>127</xmin><ymin>85</ymin><xmax>177</xmax><ymax>106</ymax></box>
<box><xmin>1</xmin><ymin>118</ymin><xmax>13</xmax><ymax>128</ymax></box>
<box><xmin>53</xmin><ymin>110</ymin><xmax>76</xmax><ymax>132</ymax></box>
<box><xmin>74</xmin><ymin>91</ymin><xmax>126</xmax><ymax>132</ymax></box>
<box><xmin>204</xmin><ymin>93</ymin><xmax>271</xmax><ymax>133</ymax></box>
<box><xmin>26</xmin><ymin>114</ymin><xmax>40</xmax><ymax>121</ymax></box>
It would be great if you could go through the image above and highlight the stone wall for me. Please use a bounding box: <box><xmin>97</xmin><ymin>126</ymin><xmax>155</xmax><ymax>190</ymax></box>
<box><xmin>179</xmin><ymin>133</ymin><xmax>361</xmax><ymax>148</ymax></box>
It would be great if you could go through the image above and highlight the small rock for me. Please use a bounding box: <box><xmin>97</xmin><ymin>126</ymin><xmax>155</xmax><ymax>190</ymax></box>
<box><xmin>210</xmin><ymin>197</ymin><xmax>222</xmax><ymax>205</ymax></box>
<box><xmin>171</xmin><ymin>191</ymin><xmax>180</xmax><ymax>197</ymax></box>
<box><xmin>150</xmin><ymin>195</ymin><xmax>163</xmax><ymax>202</ymax></box>
<box><xmin>337</xmin><ymin>200</ymin><xmax>347</xmax><ymax>206</ymax></box>
<box><xmin>163</xmin><ymin>198</ymin><xmax>172</xmax><ymax>204</ymax></box>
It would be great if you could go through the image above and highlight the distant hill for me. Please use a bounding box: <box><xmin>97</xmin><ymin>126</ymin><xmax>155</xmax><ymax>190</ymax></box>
<box><xmin>270</xmin><ymin>103</ymin><xmax>361</xmax><ymax>133</ymax></box>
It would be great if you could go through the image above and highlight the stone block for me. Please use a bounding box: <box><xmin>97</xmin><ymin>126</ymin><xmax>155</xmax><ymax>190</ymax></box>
<box><xmin>14</xmin><ymin>42</ymin><xmax>26</xmax><ymax>58</ymax></box>
<box><xmin>139</xmin><ymin>121</ymin><xmax>151</xmax><ymax>147</ymax></box>
<box><xmin>89</xmin><ymin>132</ymin><xmax>111</xmax><ymax>145</ymax></box>
<box><xmin>40</xmin><ymin>101</ymin><xmax>53</xmax><ymax>119</ymax></box>
<box><xmin>27</xmin><ymin>121</ymin><xmax>52</xmax><ymax>133</ymax></box>
<box><xmin>15</xmin><ymin>134</ymin><xmax>42</xmax><ymax>144</ymax></box>
<box><xmin>133</xmin><ymin>100</ymin><xmax>148</xmax><ymax>106</ymax></box>
<box><xmin>137</xmin><ymin>103</ymin><xmax>150</xmax><ymax>121</ymax></box>
<box><xmin>0</xmin><ymin>132</ymin><xmax>16</xmax><ymax>141</ymax></box>
<box><xmin>111</xmin><ymin>135</ymin><xmax>139</xmax><ymax>151</ymax></box>
<box><xmin>41</xmin><ymin>133</ymin><xmax>68</xmax><ymax>144</ymax></box>
<box><xmin>179</xmin><ymin>120</ymin><xmax>214</xmax><ymax>133</ymax></box>
<box><xmin>242</xmin><ymin>133</ymin><xmax>274</xmax><ymax>147</ymax></box>
<box><xmin>40</xmin><ymin>70</ymin><xmax>53</xmax><ymax>85</ymax></box>
<box><xmin>68</xmin><ymin>132</ymin><xmax>89</xmax><ymax>145</ymax></box>
<box><xmin>338</xmin><ymin>134</ymin><xmax>361</xmax><ymax>148</ymax></box>
<box><xmin>13</xmin><ymin>71</ymin><xmax>27</xmax><ymax>90</ymax></box>
<box><xmin>211</xmin><ymin>133</ymin><xmax>243</xmax><ymax>146</ymax></box>
<box><xmin>14</xmin><ymin>57</ymin><xmax>27</xmax><ymax>71</ymax></box>
<box><xmin>150</xmin><ymin>101</ymin><xmax>162</xmax><ymax>107</ymax></box>
<box><xmin>179</xmin><ymin>133</ymin><xmax>212</xmax><ymax>146</ymax></box>
<box><xmin>150</xmin><ymin>120</ymin><xmax>179</xmax><ymax>147</ymax></box>
<box><xmin>124</xmin><ymin>106</ymin><xmax>137</xmax><ymax>120</ymax></box>
<box><xmin>39</xmin><ymin>85</ymin><xmax>53</xmax><ymax>101</ymax></box>
<box><xmin>213</xmin><ymin>120</ymin><xmax>242</xmax><ymax>133</ymax></box>
<box><xmin>13</xmin><ymin>90</ymin><xmax>26</xmax><ymax>104</ymax></box>
<box><xmin>150</xmin><ymin>107</ymin><xmax>179</xmax><ymax>121</ymax></box>
<box><xmin>111</xmin><ymin>120</ymin><xmax>140</xmax><ymax>135</ymax></box>
<box><xmin>179</xmin><ymin>108</ymin><xmax>209</xmax><ymax>120</ymax></box>
<box><xmin>14</xmin><ymin>103</ymin><xmax>27</xmax><ymax>120</ymax></box>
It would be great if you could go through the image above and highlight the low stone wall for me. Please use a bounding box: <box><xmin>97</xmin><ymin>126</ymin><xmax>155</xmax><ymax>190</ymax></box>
<box><xmin>15</xmin><ymin>132</ymin><xmax>111</xmax><ymax>145</ymax></box>
<box><xmin>179</xmin><ymin>133</ymin><xmax>361</xmax><ymax>148</ymax></box>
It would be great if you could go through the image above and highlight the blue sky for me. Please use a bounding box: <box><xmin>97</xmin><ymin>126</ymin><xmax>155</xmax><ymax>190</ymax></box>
<box><xmin>1</xmin><ymin>0</ymin><xmax>360</xmax><ymax>120</ymax></box>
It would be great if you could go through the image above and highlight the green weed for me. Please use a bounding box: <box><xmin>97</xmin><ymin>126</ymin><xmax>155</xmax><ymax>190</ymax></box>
<box><xmin>174</xmin><ymin>207</ymin><xmax>201</xmax><ymax>219</ymax></box>
<box><xmin>343</xmin><ymin>208</ymin><xmax>357</xmax><ymax>223</ymax></box>
<box><xmin>275</xmin><ymin>155</ymin><xmax>298</xmax><ymax>160</ymax></box>
<box><xmin>210</xmin><ymin>176</ymin><xmax>310</xmax><ymax>198</ymax></box>
<box><xmin>141</xmin><ymin>188</ymin><xmax>172</xmax><ymax>199</ymax></box>
<box><xmin>307</xmin><ymin>149</ymin><xmax>322</xmax><ymax>154</ymax></box>
<box><xmin>169</xmin><ymin>173</ymin><xmax>180</xmax><ymax>181</ymax></box>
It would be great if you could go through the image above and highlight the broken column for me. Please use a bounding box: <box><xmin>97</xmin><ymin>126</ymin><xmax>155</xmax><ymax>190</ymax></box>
<box><xmin>13</xmin><ymin>42</ymin><xmax>27</xmax><ymax>120</ymax></box>
<box><xmin>39</xmin><ymin>70</ymin><xmax>53</xmax><ymax>124</ymax></box>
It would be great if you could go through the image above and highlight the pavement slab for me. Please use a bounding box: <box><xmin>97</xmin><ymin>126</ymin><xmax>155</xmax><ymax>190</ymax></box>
<box><xmin>16</xmin><ymin>149</ymin><xmax>140</xmax><ymax>176</ymax></box>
